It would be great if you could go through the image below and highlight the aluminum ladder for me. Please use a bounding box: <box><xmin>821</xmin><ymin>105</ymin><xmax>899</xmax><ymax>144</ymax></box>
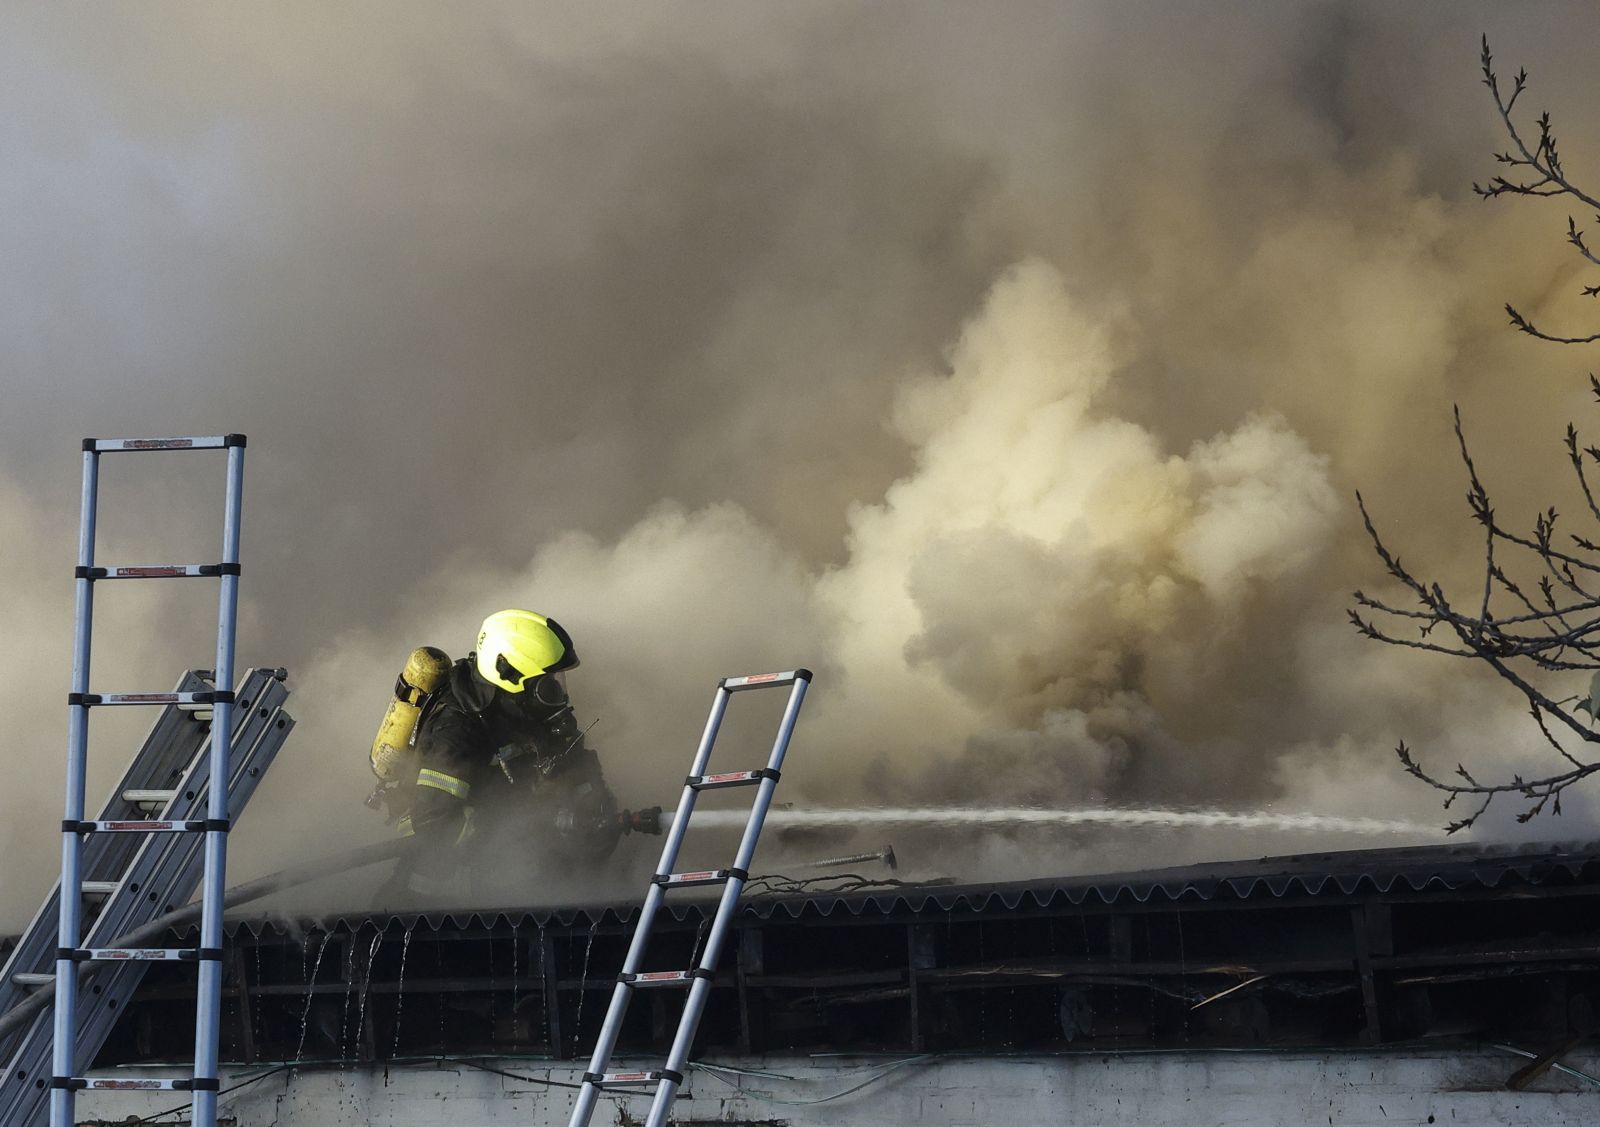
<box><xmin>0</xmin><ymin>667</ymin><xmax>293</xmax><ymax>1127</ymax></box>
<box><xmin>568</xmin><ymin>668</ymin><xmax>812</xmax><ymax>1127</ymax></box>
<box><xmin>48</xmin><ymin>435</ymin><xmax>248</xmax><ymax>1127</ymax></box>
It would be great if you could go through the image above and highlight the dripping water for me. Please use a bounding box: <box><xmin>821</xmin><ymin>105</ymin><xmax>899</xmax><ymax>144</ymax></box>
<box><xmin>510</xmin><ymin>919</ymin><xmax>521</xmax><ymax>1052</ymax></box>
<box><xmin>570</xmin><ymin>918</ymin><xmax>600</xmax><ymax>1056</ymax></box>
<box><xmin>536</xmin><ymin>922</ymin><xmax>548</xmax><ymax>1049</ymax></box>
<box><xmin>390</xmin><ymin>924</ymin><xmax>414</xmax><ymax>1061</ymax></box>
<box><xmin>293</xmin><ymin>930</ymin><xmax>330</xmax><ymax>1070</ymax></box>
<box><xmin>1175</xmin><ymin>907</ymin><xmax>1189</xmax><ymax>1046</ymax></box>
<box><xmin>351</xmin><ymin>928</ymin><xmax>384</xmax><ymax>1063</ymax></box>
<box><xmin>338</xmin><ymin>935</ymin><xmax>356</xmax><ymax>1066</ymax></box>
<box><xmin>487</xmin><ymin>919</ymin><xmax>497</xmax><ymax>1049</ymax></box>
<box><xmin>252</xmin><ymin>942</ymin><xmax>263</xmax><ymax>1051</ymax></box>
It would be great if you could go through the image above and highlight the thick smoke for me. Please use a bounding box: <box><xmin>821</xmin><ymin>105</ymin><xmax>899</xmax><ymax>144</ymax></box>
<box><xmin>2</xmin><ymin>2</ymin><xmax>1600</xmax><ymax>925</ymax></box>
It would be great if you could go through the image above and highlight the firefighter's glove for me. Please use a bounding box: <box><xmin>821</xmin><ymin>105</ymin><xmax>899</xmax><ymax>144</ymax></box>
<box><xmin>552</xmin><ymin>783</ymin><xmax>623</xmax><ymax>844</ymax></box>
<box><xmin>620</xmin><ymin>806</ymin><xmax>664</xmax><ymax>836</ymax></box>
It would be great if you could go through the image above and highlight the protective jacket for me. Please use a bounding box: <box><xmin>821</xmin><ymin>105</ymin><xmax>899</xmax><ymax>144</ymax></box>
<box><xmin>404</xmin><ymin>655</ymin><xmax>621</xmax><ymax>865</ymax></box>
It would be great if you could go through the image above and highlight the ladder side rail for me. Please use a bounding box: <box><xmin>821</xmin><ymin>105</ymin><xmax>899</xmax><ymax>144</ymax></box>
<box><xmin>72</xmin><ymin>710</ymin><xmax>292</xmax><ymax>1103</ymax></box>
<box><xmin>570</xmin><ymin>883</ymin><xmax>666</xmax><ymax>1125</ymax></box>
<box><xmin>653</xmin><ymin>681</ymin><xmax>732</xmax><ymax>883</ymax></box>
<box><xmin>69</xmin><ymin>673</ymin><xmax>221</xmax><ymax>934</ymax></box>
<box><xmin>570</xmin><ymin>673</ymin><xmax>811</xmax><ymax>1127</ymax></box>
<box><xmin>682</xmin><ymin>674</ymin><xmax>806</xmax><ymax>978</ymax></box>
<box><xmin>77</xmin><ymin>672</ymin><xmax>217</xmax><ymax>888</ymax></box>
<box><xmin>643</xmin><ymin>676</ymin><xmax>809</xmax><ymax>1127</ymax></box>
<box><xmin>0</xmin><ymin>675</ymin><xmax>209</xmax><ymax>1024</ymax></box>
<box><xmin>0</xmin><ymin>675</ymin><xmax>282</xmax><ymax>1115</ymax></box>
<box><xmin>51</xmin><ymin>448</ymin><xmax>98</xmax><ymax>1127</ymax></box>
<box><xmin>567</xmin><ymin>685</ymin><xmax>730</xmax><ymax>1122</ymax></box>
<box><xmin>192</xmin><ymin>442</ymin><xmax>244</xmax><ymax>1127</ymax></box>
<box><xmin>725</xmin><ymin>676</ymin><xmax>807</xmax><ymax>878</ymax></box>
<box><xmin>70</xmin><ymin>674</ymin><xmax>282</xmax><ymax>956</ymax></box>
<box><xmin>77</xmin><ymin>684</ymin><xmax>286</xmax><ymax>956</ymax></box>
<box><xmin>0</xmin><ymin>675</ymin><xmax>212</xmax><ymax>1067</ymax></box>
<box><xmin>566</xmin><ymin>684</ymin><xmax>733</xmax><ymax>1127</ymax></box>
<box><xmin>0</xmin><ymin>694</ymin><xmax>292</xmax><ymax>1127</ymax></box>
<box><xmin>78</xmin><ymin>676</ymin><xmax>286</xmax><ymax>951</ymax></box>
<box><xmin>71</xmin><ymin>679</ymin><xmax>285</xmax><ymax>1046</ymax></box>
<box><xmin>684</xmin><ymin>683</ymin><xmax>733</xmax><ymax>780</ymax></box>
<box><xmin>629</xmin><ymin>680</ymin><xmax>732</xmax><ymax>962</ymax></box>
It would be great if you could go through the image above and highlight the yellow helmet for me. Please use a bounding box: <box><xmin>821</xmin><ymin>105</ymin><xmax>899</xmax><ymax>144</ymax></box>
<box><xmin>475</xmin><ymin>609</ymin><xmax>579</xmax><ymax>692</ymax></box>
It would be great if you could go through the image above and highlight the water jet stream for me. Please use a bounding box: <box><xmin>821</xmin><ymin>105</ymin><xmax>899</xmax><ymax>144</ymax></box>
<box><xmin>669</xmin><ymin>805</ymin><xmax>1433</xmax><ymax>836</ymax></box>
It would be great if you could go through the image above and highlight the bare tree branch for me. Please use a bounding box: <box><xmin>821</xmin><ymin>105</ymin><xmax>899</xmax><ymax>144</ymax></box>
<box><xmin>1475</xmin><ymin>36</ymin><xmax>1600</xmax><ymax>344</ymax></box>
<box><xmin>1356</xmin><ymin>393</ymin><xmax>1600</xmax><ymax>828</ymax></box>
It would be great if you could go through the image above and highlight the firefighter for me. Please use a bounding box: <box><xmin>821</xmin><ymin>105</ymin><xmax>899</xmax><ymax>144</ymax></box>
<box><xmin>378</xmin><ymin>608</ymin><xmax>658</xmax><ymax>899</ymax></box>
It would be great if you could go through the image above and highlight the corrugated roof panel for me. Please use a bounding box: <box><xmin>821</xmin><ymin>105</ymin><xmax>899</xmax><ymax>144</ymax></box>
<box><xmin>209</xmin><ymin>839</ymin><xmax>1600</xmax><ymax>939</ymax></box>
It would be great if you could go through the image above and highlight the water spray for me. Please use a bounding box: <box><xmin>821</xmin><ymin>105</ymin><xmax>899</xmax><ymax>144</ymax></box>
<box><xmin>670</xmin><ymin>805</ymin><xmax>1434</xmax><ymax>837</ymax></box>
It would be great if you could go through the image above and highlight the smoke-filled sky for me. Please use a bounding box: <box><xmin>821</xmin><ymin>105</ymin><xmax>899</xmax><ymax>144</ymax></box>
<box><xmin>3</xmin><ymin>1</ymin><xmax>1600</xmax><ymax>926</ymax></box>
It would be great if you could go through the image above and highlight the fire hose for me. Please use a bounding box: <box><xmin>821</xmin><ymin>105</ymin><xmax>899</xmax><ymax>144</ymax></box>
<box><xmin>0</xmin><ymin>837</ymin><xmax>414</xmax><ymax>1044</ymax></box>
<box><xmin>0</xmin><ymin>811</ymin><xmax>878</xmax><ymax>1042</ymax></box>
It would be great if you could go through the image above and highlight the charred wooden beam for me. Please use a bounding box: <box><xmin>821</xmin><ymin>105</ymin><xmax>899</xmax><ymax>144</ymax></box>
<box><xmin>540</xmin><ymin>930</ymin><xmax>564</xmax><ymax>1059</ymax></box>
<box><xmin>229</xmin><ymin>947</ymin><xmax>256</xmax><ymax>1064</ymax></box>
<box><xmin>909</xmin><ymin>923</ymin><xmax>938</xmax><ymax>1052</ymax></box>
<box><xmin>1351</xmin><ymin>904</ymin><xmax>1386</xmax><ymax>1044</ymax></box>
<box><xmin>1507</xmin><ymin>1035</ymin><xmax>1585</xmax><ymax>1090</ymax></box>
<box><xmin>737</xmin><ymin>927</ymin><xmax>763</xmax><ymax>1055</ymax></box>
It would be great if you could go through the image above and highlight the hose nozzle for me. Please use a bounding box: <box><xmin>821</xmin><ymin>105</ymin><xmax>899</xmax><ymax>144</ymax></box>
<box><xmin>620</xmin><ymin>806</ymin><xmax>664</xmax><ymax>836</ymax></box>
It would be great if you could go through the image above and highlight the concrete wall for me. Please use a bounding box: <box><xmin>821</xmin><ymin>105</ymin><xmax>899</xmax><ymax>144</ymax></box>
<box><xmin>76</xmin><ymin>1050</ymin><xmax>1599</xmax><ymax>1126</ymax></box>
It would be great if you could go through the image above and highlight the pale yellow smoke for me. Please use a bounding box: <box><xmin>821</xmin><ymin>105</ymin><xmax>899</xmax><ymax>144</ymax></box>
<box><xmin>0</xmin><ymin>475</ymin><xmax>232</xmax><ymax>924</ymax></box>
<box><xmin>3</xmin><ymin>4</ymin><xmax>1600</xmax><ymax>928</ymax></box>
<box><xmin>1</xmin><ymin>238</ymin><xmax>1583</xmax><ymax>920</ymax></box>
<box><xmin>237</xmin><ymin>259</ymin><xmax>1454</xmax><ymax>896</ymax></box>
<box><xmin>816</xmin><ymin>260</ymin><xmax>1345</xmax><ymax>803</ymax></box>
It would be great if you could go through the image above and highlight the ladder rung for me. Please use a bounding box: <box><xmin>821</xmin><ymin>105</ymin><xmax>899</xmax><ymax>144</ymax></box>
<box><xmin>57</xmin><ymin>1077</ymin><xmax>215</xmax><ymax>1091</ymax></box>
<box><xmin>620</xmin><ymin>970</ymin><xmax>709</xmax><ymax>989</ymax></box>
<box><xmin>69</xmin><ymin>947</ymin><xmax>215</xmax><ymax>962</ymax></box>
<box><xmin>587</xmin><ymin>1070</ymin><xmax>681</xmax><ymax>1089</ymax></box>
<box><xmin>721</xmin><ymin>668</ymin><xmax>812</xmax><ymax>692</ymax></box>
<box><xmin>78</xmin><ymin>564</ymin><xmax>235</xmax><ymax>580</ymax></box>
<box><xmin>85</xmin><ymin>435</ymin><xmax>245</xmax><ymax>452</ymax></box>
<box><xmin>122</xmin><ymin>789</ymin><xmax>177</xmax><ymax>809</ymax></box>
<box><xmin>81</xmin><ymin>881</ymin><xmax>119</xmax><ymax>897</ymax></box>
<box><xmin>570</xmin><ymin>669</ymin><xmax>809</xmax><ymax>1127</ymax></box>
<box><xmin>71</xmin><ymin>691</ymin><xmax>221</xmax><ymax>707</ymax></box>
<box><xmin>11</xmin><ymin>973</ymin><xmax>52</xmax><ymax>988</ymax></box>
<box><xmin>687</xmin><ymin>770</ymin><xmax>774</xmax><ymax>791</ymax></box>
<box><xmin>70</xmin><ymin>819</ymin><xmax>207</xmax><ymax>833</ymax></box>
<box><xmin>653</xmin><ymin>868</ymin><xmax>745</xmax><ymax>889</ymax></box>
